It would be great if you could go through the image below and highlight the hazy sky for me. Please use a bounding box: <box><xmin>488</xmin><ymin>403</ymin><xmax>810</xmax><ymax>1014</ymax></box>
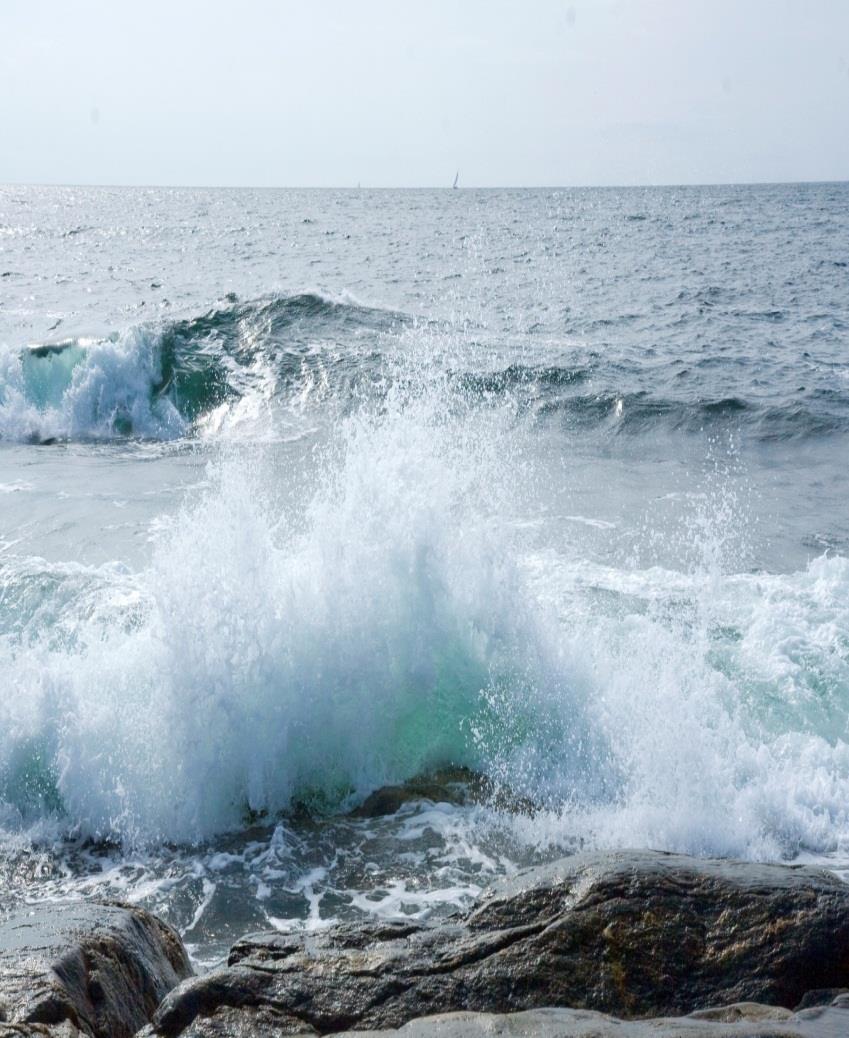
<box><xmin>2</xmin><ymin>0</ymin><xmax>848</xmax><ymax>187</ymax></box>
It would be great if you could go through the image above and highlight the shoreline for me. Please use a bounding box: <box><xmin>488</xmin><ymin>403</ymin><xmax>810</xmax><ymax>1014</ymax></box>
<box><xmin>3</xmin><ymin>846</ymin><xmax>849</xmax><ymax>1037</ymax></box>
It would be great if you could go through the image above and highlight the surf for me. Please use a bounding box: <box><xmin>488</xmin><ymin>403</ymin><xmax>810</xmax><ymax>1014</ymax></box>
<box><xmin>2</xmin><ymin>327</ymin><xmax>849</xmax><ymax>867</ymax></box>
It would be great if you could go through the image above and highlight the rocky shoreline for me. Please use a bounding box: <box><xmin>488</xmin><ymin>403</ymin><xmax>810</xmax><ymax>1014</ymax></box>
<box><xmin>3</xmin><ymin>850</ymin><xmax>849</xmax><ymax>1037</ymax></box>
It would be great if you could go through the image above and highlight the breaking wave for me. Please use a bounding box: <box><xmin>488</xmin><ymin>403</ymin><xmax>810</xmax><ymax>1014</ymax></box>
<box><xmin>0</xmin><ymin>292</ymin><xmax>395</xmax><ymax>443</ymax></box>
<box><xmin>3</xmin><ymin>292</ymin><xmax>848</xmax><ymax>445</ymax></box>
<box><xmin>2</xmin><ymin>333</ymin><xmax>849</xmax><ymax>865</ymax></box>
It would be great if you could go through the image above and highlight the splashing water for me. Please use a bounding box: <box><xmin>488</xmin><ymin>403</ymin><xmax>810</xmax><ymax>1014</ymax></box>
<box><xmin>3</xmin><ymin>183</ymin><xmax>849</xmax><ymax>960</ymax></box>
<box><xmin>3</xmin><ymin>331</ymin><xmax>849</xmax><ymax>862</ymax></box>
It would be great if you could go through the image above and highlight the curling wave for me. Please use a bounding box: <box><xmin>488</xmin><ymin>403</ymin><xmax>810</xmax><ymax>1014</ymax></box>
<box><xmin>0</xmin><ymin>292</ymin><xmax>397</xmax><ymax>444</ymax></box>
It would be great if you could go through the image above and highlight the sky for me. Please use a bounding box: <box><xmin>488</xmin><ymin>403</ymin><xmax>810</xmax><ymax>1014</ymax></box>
<box><xmin>1</xmin><ymin>0</ymin><xmax>848</xmax><ymax>188</ymax></box>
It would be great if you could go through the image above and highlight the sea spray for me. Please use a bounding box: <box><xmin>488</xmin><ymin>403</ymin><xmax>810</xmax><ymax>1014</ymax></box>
<box><xmin>0</xmin><ymin>332</ymin><xmax>187</xmax><ymax>443</ymax></box>
<box><xmin>4</xmin><ymin>319</ymin><xmax>849</xmax><ymax>864</ymax></box>
<box><xmin>0</xmin><ymin>342</ymin><xmax>578</xmax><ymax>842</ymax></box>
<box><xmin>4</xmin><ymin>180</ymin><xmax>849</xmax><ymax>959</ymax></box>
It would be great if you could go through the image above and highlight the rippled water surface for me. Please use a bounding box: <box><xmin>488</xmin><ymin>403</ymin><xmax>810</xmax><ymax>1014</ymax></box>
<box><xmin>1</xmin><ymin>183</ymin><xmax>848</xmax><ymax>963</ymax></box>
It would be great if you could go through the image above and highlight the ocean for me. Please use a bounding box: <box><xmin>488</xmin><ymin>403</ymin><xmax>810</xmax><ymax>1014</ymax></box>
<box><xmin>1</xmin><ymin>182</ymin><xmax>848</xmax><ymax>965</ymax></box>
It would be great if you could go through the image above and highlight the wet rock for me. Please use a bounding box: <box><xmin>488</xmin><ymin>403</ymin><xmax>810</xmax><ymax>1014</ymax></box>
<box><xmin>138</xmin><ymin>1004</ymin><xmax>315</xmax><ymax>1037</ymax></box>
<box><xmin>147</xmin><ymin>850</ymin><xmax>849</xmax><ymax>1036</ymax></box>
<box><xmin>351</xmin><ymin>766</ymin><xmax>535</xmax><ymax>818</ymax></box>
<box><xmin>0</xmin><ymin>901</ymin><xmax>192</xmax><ymax>1038</ymax></box>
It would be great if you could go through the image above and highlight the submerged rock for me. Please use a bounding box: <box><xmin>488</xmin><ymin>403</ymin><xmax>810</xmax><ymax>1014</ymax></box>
<box><xmin>350</xmin><ymin>766</ymin><xmax>536</xmax><ymax>818</ymax></box>
<box><xmin>0</xmin><ymin>901</ymin><xmax>192</xmax><ymax>1038</ymax></box>
<box><xmin>147</xmin><ymin>850</ymin><xmax>849</xmax><ymax>1036</ymax></box>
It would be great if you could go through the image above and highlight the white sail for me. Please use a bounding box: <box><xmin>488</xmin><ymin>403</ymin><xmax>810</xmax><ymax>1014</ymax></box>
<box><xmin>452</xmin><ymin>171</ymin><xmax>459</xmax><ymax>189</ymax></box>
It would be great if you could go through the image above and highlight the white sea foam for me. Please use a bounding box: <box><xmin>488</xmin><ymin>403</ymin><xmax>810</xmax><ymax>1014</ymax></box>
<box><xmin>0</xmin><ymin>356</ymin><xmax>538</xmax><ymax>841</ymax></box>
<box><xmin>0</xmin><ymin>332</ymin><xmax>187</xmax><ymax>442</ymax></box>
<box><xmin>1</xmin><ymin>334</ymin><xmax>849</xmax><ymax>871</ymax></box>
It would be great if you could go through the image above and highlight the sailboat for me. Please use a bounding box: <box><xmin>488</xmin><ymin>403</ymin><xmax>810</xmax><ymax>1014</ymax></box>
<box><xmin>452</xmin><ymin>171</ymin><xmax>459</xmax><ymax>190</ymax></box>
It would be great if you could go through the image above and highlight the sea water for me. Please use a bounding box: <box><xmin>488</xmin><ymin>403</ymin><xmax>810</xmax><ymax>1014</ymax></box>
<box><xmin>1</xmin><ymin>183</ymin><xmax>848</xmax><ymax>964</ymax></box>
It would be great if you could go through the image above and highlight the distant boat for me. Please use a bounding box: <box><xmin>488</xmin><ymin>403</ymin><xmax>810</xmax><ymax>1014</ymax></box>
<box><xmin>452</xmin><ymin>171</ymin><xmax>459</xmax><ymax>190</ymax></box>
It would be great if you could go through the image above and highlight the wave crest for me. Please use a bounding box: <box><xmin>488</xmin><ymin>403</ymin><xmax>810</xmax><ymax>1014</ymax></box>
<box><xmin>0</xmin><ymin>292</ymin><xmax>395</xmax><ymax>444</ymax></box>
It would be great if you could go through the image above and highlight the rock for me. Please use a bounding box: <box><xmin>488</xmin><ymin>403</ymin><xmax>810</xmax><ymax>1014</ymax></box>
<box><xmin>325</xmin><ymin>998</ymin><xmax>849</xmax><ymax>1036</ymax></box>
<box><xmin>138</xmin><ymin>1001</ymin><xmax>849</xmax><ymax>1037</ymax></box>
<box><xmin>138</xmin><ymin>1003</ymin><xmax>314</xmax><ymax>1037</ymax></box>
<box><xmin>0</xmin><ymin>1025</ymin><xmax>84</xmax><ymax>1037</ymax></box>
<box><xmin>794</xmin><ymin>990</ymin><xmax>849</xmax><ymax>1010</ymax></box>
<box><xmin>687</xmin><ymin>1002</ymin><xmax>793</xmax><ymax>1022</ymax></box>
<box><xmin>147</xmin><ymin>850</ymin><xmax>849</xmax><ymax>1036</ymax></box>
<box><xmin>0</xmin><ymin>901</ymin><xmax>192</xmax><ymax>1038</ymax></box>
<box><xmin>351</xmin><ymin>767</ymin><xmax>535</xmax><ymax>818</ymax></box>
<box><xmin>351</xmin><ymin>771</ymin><xmax>470</xmax><ymax>818</ymax></box>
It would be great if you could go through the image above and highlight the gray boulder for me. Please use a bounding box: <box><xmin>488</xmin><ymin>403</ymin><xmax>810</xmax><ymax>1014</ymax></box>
<box><xmin>148</xmin><ymin>850</ymin><xmax>849</xmax><ymax>1036</ymax></box>
<box><xmin>0</xmin><ymin>901</ymin><xmax>192</xmax><ymax>1038</ymax></box>
<box><xmin>329</xmin><ymin>997</ymin><xmax>849</xmax><ymax>1037</ymax></box>
<box><xmin>141</xmin><ymin>1003</ymin><xmax>849</xmax><ymax>1038</ymax></box>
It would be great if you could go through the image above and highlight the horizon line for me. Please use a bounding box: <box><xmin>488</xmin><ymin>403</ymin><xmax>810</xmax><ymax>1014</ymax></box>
<box><xmin>2</xmin><ymin>177</ymin><xmax>848</xmax><ymax>192</ymax></box>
